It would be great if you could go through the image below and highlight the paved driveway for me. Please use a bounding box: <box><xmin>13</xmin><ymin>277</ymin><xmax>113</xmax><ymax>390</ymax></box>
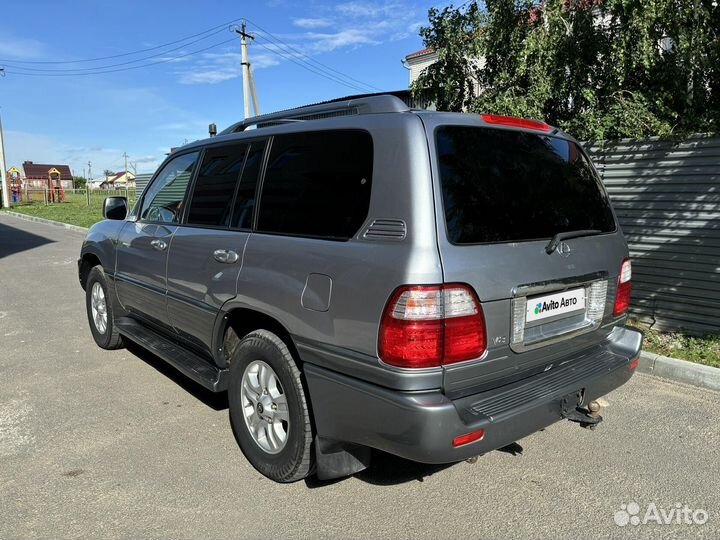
<box><xmin>1</xmin><ymin>213</ymin><xmax>718</xmax><ymax>539</ymax></box>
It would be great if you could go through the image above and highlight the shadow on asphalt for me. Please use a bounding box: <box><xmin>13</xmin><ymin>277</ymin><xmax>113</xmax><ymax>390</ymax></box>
<box><xmin>125</xmin><ymin>341</ymin><xmax>528</xmax><ymax>487</ymax></box>
<box><xmin>0</xmin><ymin>221</ymin><xmax>56</xmax><ymax>259</ymax></box>
<box><xmin>125</xmin><ymin>341</ymin><xmax>229</xmax><ymax>411</ymax></box>
<box><xmin>307</xmin><ymin>441</ymin><xmax>526</xmax><ymax>487</ymax></box>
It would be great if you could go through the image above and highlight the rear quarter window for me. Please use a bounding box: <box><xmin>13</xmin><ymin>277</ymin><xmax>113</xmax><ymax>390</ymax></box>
<box><xmin>436</xmin><ymin>126</ymin><xmax>616</xmax><ymax>244</ymax></box>
<box><xmin>257</xmin><ymin>130</ymin><xmax>373</xmax><ymax>240</ymax></box>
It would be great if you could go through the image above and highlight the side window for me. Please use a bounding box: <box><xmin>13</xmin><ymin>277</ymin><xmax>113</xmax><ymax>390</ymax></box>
<box><xmin>257</xmin><ymin>131</ymin><xmax>373</xmax><ymax>239</ymax></box>
<box><xmin>231</xmin><ymin>142</ymin><xmax>265</xmax><ymax>229</ymax></box>
<box><xmin>187</xmin><ymin>144</ymin><xmax>249</xmax><ymax>227</ymax></box>
<box><xmin>141</xmin><ymin>152</ymin><xmax>199</xmax><ymax>224</ymax></box>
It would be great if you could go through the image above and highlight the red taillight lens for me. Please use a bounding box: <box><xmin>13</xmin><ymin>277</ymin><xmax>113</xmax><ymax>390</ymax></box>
<box><xmin>481</xmin><ymin>114</ymin><xmax>552</xmax><ymax>132</ymax></box>
<box><xmin>613</xmin><ymin>258</ymin><xmax>632</xmax><ymax>316</ymax></box>
<box><xmin>378</xmin><ymin>284</ymin><xmax>486</xmax><ymax>368</ymax></box>
<box><xmin>452</xmin><ymin>429</ymin><xmax>485</xmax><ymax>447</ymax></box>
<box><xmin>629</xmin><ymin>356</ymin><xmax>640</xmax><ymax>370</ymax></box>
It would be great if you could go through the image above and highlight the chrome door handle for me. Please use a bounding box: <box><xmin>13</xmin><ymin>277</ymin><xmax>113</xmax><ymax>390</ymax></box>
<box><xmin>213</xmin><ymin>249</ymin><xmax>239</xmax><ymax>264</ymax></box>
<box><xmin>150</xmin><ymin>239</ymin><xmax>168</xmax><ymax>251</ymax></box>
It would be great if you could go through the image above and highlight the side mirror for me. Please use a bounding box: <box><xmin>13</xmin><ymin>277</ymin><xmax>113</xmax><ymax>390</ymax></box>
<box><xmin>103</xmin><ymin>196</ymin><xmax>128</xmax><ymax>220</ymax></box>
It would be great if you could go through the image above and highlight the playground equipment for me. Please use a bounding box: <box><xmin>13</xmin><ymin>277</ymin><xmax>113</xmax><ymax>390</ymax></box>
<box><xmin>47</xmin><ymin>167</ymin><xmax>65</xmax><ymax>203</ymax></box>
<box><xmin>7</xmin><ymin>167</ymin><xmax>23</xmax><ymax>203</ymax></box>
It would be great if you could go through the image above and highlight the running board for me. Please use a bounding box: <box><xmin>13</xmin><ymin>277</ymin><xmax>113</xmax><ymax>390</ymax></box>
<box><xmin>116</xmin><ymin>317</ymin><xmax>228</xmax><ymax>392</ymax></box>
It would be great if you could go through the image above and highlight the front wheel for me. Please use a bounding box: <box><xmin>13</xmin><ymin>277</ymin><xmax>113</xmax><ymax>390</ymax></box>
<box><xmin>228</xmin><ymin>330</ymin><xmax>314</xmax><ymax>482</ymax></box>
<box><xmin>85</xmin><ymin>266</ymin><xmax>123</xmax><ymax>350</ymax></box>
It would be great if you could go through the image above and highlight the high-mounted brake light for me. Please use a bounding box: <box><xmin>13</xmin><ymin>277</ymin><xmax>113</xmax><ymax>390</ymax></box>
<box><xmin>378</xmin><ymin>284</ymin><xmax>487</xmax><ymax>369</ymax></box>
<box><xmin>481</xmin><ymin>114</ymin><xmax>552</xmax><ymax>132</ymax></box>
<box><xmin>613</xmin><ymin>258</ymin><xmax>632</xmax><ymax>317</ymax></box>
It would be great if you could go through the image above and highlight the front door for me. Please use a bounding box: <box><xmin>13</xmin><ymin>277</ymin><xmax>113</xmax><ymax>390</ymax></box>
<box><xmin>166</xmin><ymin>141</ymin><xmax>265</xmax><ymax>353</ymax></box>
<box><xmin>115</xmin><ymin>151</ymin><xmax>200</xmax><ymax>328</ymax></box>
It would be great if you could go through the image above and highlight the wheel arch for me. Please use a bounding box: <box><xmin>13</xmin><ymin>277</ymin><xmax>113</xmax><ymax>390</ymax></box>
<box><xmin>79</xmin><ymin>252</ymin><xmax>102</xmax><ymax>290</ymax></box>
<box><xmin>213</xmin><ymin>304</ymin><xmax>300</xmax><ymax>369</ymax></box>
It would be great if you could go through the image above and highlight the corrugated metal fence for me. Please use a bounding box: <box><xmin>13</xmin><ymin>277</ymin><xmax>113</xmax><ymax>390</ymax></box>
<box><xmin>586</xmin><ymin>135</ymin><xmax>720</xmax><ymax>335</ymax></box>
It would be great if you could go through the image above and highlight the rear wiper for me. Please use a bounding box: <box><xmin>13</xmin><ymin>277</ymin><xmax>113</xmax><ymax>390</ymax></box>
<box><xmin>545</xmin><ymin>229</ymin><xmax>602</xmax><ymax>254</ymax></box>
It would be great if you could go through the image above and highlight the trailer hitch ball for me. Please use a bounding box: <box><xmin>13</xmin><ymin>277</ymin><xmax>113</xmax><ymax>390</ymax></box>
<box><xmin>588</xmin><ymin>400</ymin><xmax>602</xmax><ymax>417</ymax></box>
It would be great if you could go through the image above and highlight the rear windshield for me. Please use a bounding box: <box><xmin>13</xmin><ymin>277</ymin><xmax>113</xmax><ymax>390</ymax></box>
<box><xmin>435</xmin><ymin>126</ymin><xmax>616</xmax><ymax>244</ymax></box>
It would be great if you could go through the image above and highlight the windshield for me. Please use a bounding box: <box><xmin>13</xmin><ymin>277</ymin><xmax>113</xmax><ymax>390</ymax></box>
<box><xmin>435</xmin><ymin>126</ymin><xmax>616</xmax><ymax>245</ymax></box>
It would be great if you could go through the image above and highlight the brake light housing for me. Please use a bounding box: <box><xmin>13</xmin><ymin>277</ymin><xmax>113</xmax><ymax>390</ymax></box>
<box><xmin>613</xmin><ymin>258</ymin><xmax>632</xmax><ymax>317</ymax></box>
<box><xmin>481</xmin><ymin>114</ymin><xmax>552</xmax><ymax>132</ymax></box>
<box><xmin>378</xmin><ymin>284</ymin><xmax>487</xmax><ymax>368</ymax></box>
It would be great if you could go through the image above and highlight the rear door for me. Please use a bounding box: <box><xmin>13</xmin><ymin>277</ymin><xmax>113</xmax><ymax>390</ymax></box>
<box><xmin>422</xmin><ymin>115</ymin><xmax>629</xmax><ymax>396</ymax></box>
<box><xmin>115</xmin><ymin>151</ymin><xmax>199</xmax><ymax>327</ymax></box>
<box><xmin>166</xmin><ymin>140</ymin><xmax>265</xmax><ymax>354</ymax></box>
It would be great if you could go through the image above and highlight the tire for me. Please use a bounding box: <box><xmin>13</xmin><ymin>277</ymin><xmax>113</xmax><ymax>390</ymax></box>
<box><xmin>85</xmin><ymin>266</ymin><xmax>124</xmax><ymax>350</ymax></box>
<box><xmin>228</xmin><ymin>330</ymin><xmax>314</xmax><ymax>482</ymax></box>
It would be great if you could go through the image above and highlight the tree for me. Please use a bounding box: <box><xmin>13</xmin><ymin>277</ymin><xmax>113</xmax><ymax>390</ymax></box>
<box><xmin>413</xmin><ymin>0</ymin><xmax>719</xmax><ymax>140</ymax></box>
<box><xmin>73</xmin><ymin>176</ymin><xmax>87</xmax><ymax>189</ymax></box>
<box><xmin>103</xmin><ymin>169</ymin><xmax>115</xmax><ymax>177</ymax></box>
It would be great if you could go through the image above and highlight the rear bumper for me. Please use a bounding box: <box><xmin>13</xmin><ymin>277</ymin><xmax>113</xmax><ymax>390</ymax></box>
<box><xmin>304</xmin><ymin>326</ymin><xmax>642</xmax><ymax>464</ymax></box>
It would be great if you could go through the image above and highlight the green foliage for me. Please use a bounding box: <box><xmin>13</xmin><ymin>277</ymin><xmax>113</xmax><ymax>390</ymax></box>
<box><xmin>413</xmin><ymin>0</ymin><xmax>719</xmax><ymax>140</ymax></box>
<box><xmin>73</xmin><ymin>176</ymin><xmax>87</xmax><ymax>189</ymax></box>
<box><xmin>629</xmin><ymin>319</ymin><xmax>720</xmax><ymax>367</ymax></box>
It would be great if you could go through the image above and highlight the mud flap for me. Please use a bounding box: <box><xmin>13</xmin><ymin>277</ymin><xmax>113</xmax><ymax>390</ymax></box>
<box><xmin>315</xmin><ymin>436</ymin><xmax>372</xmax><ymax>481</ymax></box>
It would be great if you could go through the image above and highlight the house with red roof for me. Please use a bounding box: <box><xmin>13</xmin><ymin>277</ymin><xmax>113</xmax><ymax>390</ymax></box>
<box><xmin>404</xmin><ymin>47</ymin><xmax>439</xmax><ymax>86</ymax></box>
<box><xmin>22</xmin><ymin>161</ymin><xmax>74</xmax><ymax>189</ymax></box>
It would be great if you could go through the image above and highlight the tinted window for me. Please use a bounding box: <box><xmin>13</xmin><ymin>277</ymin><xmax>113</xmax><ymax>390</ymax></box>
<box><xmin>187</xmin><ymin>144</ymin><xmax>249</xmax><ymax>227</ymax></box>
<box><xmin>231</xmin><ymin>142</ymin><xmax>265</xmax><ymax>229</ymax></box>
<box><xmin>141</xmin><ymin>152</ymin><xmax>198</xmax><ymax>224</ymax></box>
<box><xmin>257</xmin><ymin>130</ymin><xmax>373</xmax><ymax>239</ymax></box>
<box><xmin>436</xmin><ymin>126</ymin><xmax>616</xmax><ymax>244</ymax></box>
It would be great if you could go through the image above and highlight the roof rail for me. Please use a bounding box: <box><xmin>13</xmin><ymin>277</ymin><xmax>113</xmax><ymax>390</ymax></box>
<box><xmin>220</xmin><ymin>93</ymin><xmax>410</xmax><ymax>134</ymax></box>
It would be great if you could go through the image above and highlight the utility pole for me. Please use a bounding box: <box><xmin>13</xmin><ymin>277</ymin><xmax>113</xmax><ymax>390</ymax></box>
<box><xmin>0</xmin><ymin>112</ymin><xmax>9</xmax><ymax>209</ymax></box>
<box><xmin>234</xmin><ymin>21</ymin><xmax>260</xmax><ymax>119</ymax></box>
<box><xmin>86</xmin><ymin>160</ymin><xmax>92</xmax><ymax>206</ymax></box>
<box><xmin>122</xmin><ymin>152</ymin><xmax>129</xmax><ymax>179</ymax></box>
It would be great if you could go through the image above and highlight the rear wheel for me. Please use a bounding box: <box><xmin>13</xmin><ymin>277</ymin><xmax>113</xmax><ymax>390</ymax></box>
<box><xmin>228</xmin><ymin>330</ymin><xmax>314</xmax><ymax>482</ymax></box>
<box><xmin>85</xmin><ymin>266</ymin><xmax>123</xmax><ymax>350</ymax></box>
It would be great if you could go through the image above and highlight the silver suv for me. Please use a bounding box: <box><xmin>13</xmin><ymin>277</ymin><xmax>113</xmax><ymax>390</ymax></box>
<box><xmin>79</xmin><ymin>94</ymin><xmax>642</xmax><ymax>483</ymax></box>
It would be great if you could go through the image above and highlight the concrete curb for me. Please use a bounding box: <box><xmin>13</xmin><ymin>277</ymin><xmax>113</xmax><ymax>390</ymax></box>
<box><xmin>638</xmin><ymin>351</ymin><xmax>720</xmax><ymax>392</ymax></box>
<box><xmin>1</xmin><ymin>210</ymin><xmax>89</xmax><ymax>233</ymax></box>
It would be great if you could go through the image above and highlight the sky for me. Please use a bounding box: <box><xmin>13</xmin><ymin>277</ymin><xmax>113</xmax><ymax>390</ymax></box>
<box><xmin>0</xmin><ymin>0</ymin><xmax>440</xmax><ymax>178</ymax></box>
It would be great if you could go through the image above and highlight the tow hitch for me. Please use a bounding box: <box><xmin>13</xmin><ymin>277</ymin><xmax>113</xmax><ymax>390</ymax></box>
<box><xmin>560</xmin><ymin>392</ymin><xmax>603</xmax><ymax>429</ymax></box>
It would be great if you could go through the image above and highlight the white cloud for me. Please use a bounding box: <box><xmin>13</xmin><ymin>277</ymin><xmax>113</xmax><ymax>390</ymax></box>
<box><xmin>293</xmin><ymin>17</ymin><xmax>333</xmax><ymax>28</ymax></box>
<box><xmin>335</xmin><ymin>1</ymin><xmax>403</xmax><ymax>18</ymax></box>
<box><xmin>0</xmin><ymin>36</ymin><xmax>47</xmax><ymax>59</ymax></box>
<box><xmin>178</xmin><ymin>50</ymin><xmax>280</xmax><ymax>85</ymax></box>
<box><xmin>306</xmin><ymin>30</ymin><xmax>380</xmax><ymax>52</ymax></box>
<box><xmin>4</xmin><ymin>130</ymin><xmax>163</xmax><ymax>176</ymax></box>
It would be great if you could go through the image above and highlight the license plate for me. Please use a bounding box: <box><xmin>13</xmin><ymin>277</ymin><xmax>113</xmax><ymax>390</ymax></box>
<box><xmin>526</xmin><ymin>288</ymin><xmax>586</xmax><ymax>323</ymax></box>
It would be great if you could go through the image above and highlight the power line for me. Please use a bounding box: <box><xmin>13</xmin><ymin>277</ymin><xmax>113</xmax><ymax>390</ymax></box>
<box><xmin>244</xmin><ymin>19</ymin><xmax>381</xmax><ymax>92</ymax></box>
<box><xmin>252</xmin><ymin>37</ymin><xmax>370</xmax><ymax>93</ymax></box>
<box><xmin>1</xmin><ymin>29</ymin><xmax>226</xmax><ymax>73</ymax></box>
<box><xmin>2</xmin><ymin>38</ymin><xmax>237</xmax><ymax>77</ymax></box>
<box><xmin>0</xmin><ymin>18</ymin><xmax>245</xmax><ymax>64</ymax></box>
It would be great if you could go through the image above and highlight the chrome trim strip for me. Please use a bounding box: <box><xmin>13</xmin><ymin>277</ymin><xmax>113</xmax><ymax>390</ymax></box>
<box><xmin>511</xmin><ymin>271</ymin><xmax>608</xmax><ymax>297</ymax></box>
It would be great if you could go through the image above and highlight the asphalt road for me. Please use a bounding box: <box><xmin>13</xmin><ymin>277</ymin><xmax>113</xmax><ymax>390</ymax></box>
<box><xmin>1</xmin><ymin>213</ymin><xmax>718</xmax><ymax>540</ymax></box>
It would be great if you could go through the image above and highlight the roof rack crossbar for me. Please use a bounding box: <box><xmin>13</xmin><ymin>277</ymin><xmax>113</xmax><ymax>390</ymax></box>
<box><xmin>220</xmin><ymin>94</ymin><xmax>410</xmax><ymax>134</ymax></box>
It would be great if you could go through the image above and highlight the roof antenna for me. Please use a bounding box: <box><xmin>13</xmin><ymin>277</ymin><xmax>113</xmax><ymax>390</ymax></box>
<box><xmin>208</xmin><ymin>123</ymin><xmax>217</xmax><ymax>137</ymax></box>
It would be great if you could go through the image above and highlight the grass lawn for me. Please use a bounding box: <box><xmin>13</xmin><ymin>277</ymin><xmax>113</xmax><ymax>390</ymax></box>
<box><xmin>3</xmin><ymin>190</ymin><xmax>136</xmax><ymax>229</ymax></box>
<box><xmin>628</xmin><ymin>319</ymin><xmax>720</xmax><ymax>368</ymax></box>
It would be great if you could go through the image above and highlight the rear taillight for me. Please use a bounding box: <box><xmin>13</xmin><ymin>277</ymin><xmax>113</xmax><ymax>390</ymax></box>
<box><xmin>378</xmin><ymin>284</ymin><xmax>486</xmax><ymax>368</ymax></box>
<box><xmin>613</xmin><ymin>258</ymin><xmax>632</xmax><ymax>317</ymax></box>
